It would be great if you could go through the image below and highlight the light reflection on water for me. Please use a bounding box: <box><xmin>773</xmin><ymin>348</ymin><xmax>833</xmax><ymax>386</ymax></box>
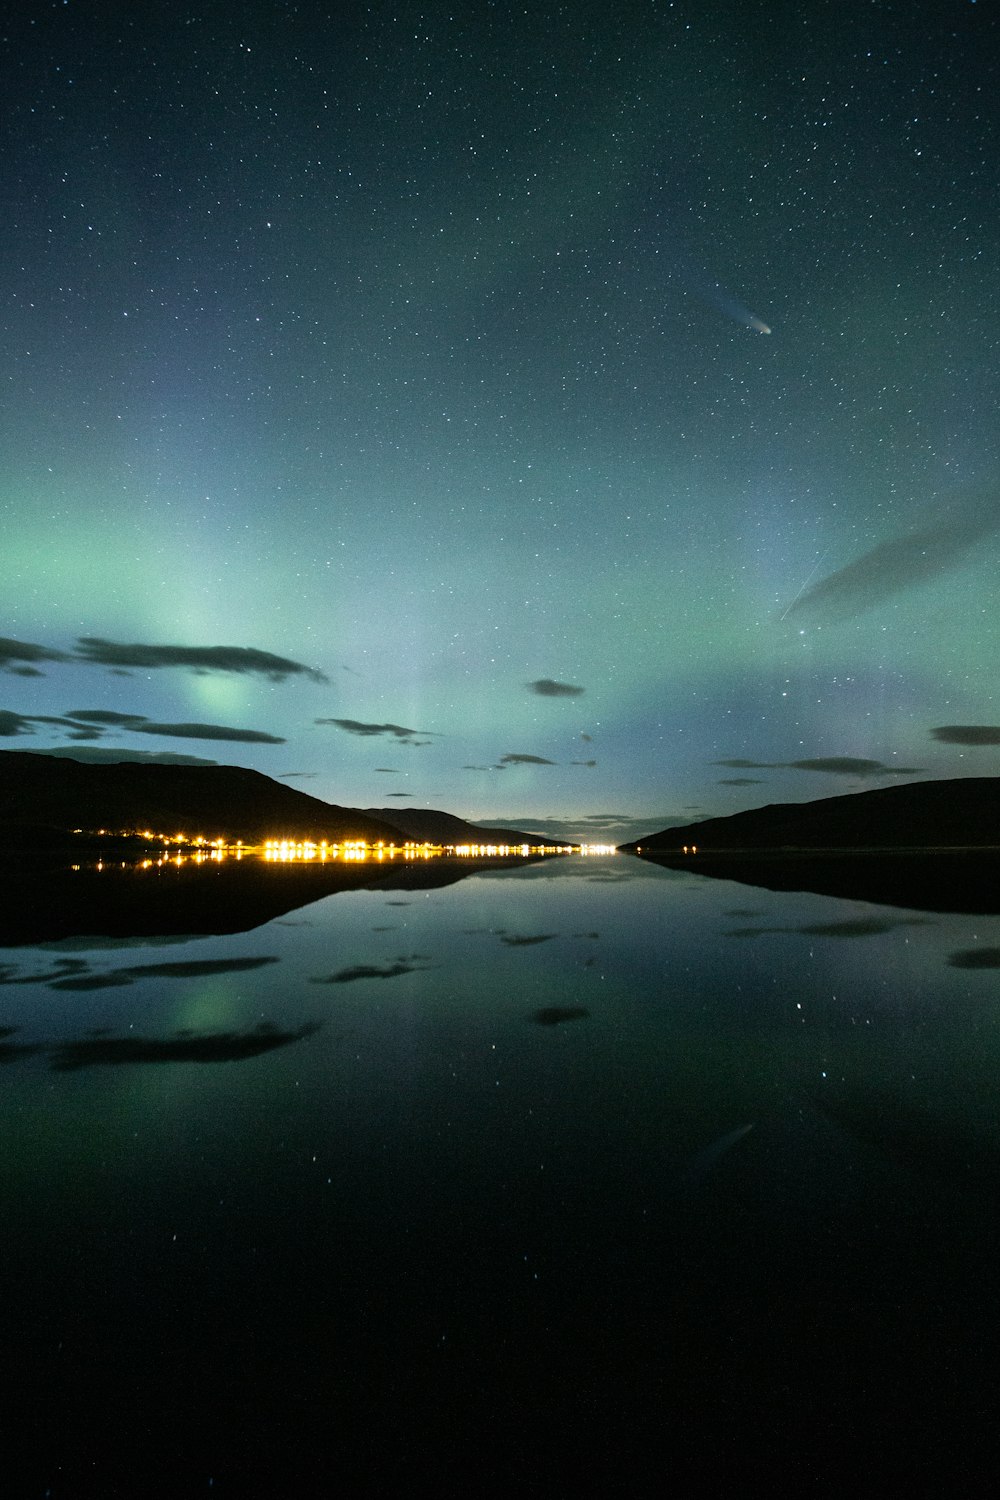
<box><xmin>2</xmin><ymin>853</ymin><xmax>1000</xmax><ymax>1491</ymax></box>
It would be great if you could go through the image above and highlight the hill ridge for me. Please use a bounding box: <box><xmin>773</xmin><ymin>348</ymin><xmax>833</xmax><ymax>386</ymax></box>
<box><xmin>621</xmin><ymin>777</ymin><xmax>1000</xmax><ymax>853</ymax></box>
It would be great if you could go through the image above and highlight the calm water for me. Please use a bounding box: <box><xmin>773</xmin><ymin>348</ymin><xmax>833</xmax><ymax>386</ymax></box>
<box><xmin>3</xmin><ymin>853</ymin><xmax>1000</xmax><ymax>1495</ymax></box>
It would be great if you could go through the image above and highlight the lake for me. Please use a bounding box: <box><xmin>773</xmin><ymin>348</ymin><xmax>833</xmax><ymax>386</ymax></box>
<box><xmin>3</xmin><ymin>851</ymin><xmax>1000</xmax><ymax>1495</ymax></box>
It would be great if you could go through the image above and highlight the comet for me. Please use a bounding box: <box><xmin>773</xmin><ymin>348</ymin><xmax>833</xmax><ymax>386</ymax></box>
<box><xmin>662</xmin><ymin>240</ymin><xmax>773</xmax><ymax>335</ymax></box>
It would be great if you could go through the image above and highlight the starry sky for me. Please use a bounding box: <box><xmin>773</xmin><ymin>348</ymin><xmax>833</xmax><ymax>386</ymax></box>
<box><xmin>3</xmin><ymin>0</ymin><xmax>999</xmax><ymax>844</ymax></box>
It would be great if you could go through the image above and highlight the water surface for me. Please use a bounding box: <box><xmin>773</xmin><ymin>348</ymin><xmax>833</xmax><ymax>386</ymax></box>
<box><xmin>3</xmin><ymin>853</ymin><xmax>1000</xmax><ymax>1493</ymax></box>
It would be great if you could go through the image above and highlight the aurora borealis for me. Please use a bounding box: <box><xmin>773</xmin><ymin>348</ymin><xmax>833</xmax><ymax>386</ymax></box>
<box><xmin>3</xmin><ymin>0</ymin><xmax>998</xmax><ymax>843</ymax></box>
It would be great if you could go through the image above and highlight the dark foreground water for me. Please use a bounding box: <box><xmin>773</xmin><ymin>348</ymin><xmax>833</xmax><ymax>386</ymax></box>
<box><xmin>3</xmin><ymin>852</ymin><xmax>1000</xmax><ymax>1496</ymax></box>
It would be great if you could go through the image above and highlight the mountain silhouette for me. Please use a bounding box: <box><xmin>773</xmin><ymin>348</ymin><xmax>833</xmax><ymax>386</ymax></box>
<box><xmin>0</xmin><ymin>750</ymin><xmax>399</xmax><ymax>847</ymax></box>
<box><xmin>621</xmin><ymin>778</ymin><xmax>1000</xmax><ymax>914</ymax></box>
<box><xmin>622</xmin><ymin>778</ymin><xmax>1000</xmax><ymax>854</ymax></box>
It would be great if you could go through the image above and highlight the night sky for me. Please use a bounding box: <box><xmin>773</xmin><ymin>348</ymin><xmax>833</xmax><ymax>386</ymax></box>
<box><xmin>3</xmin><ymin>0</ymin><xmax>999</xmax><ymax>844</ymax></box>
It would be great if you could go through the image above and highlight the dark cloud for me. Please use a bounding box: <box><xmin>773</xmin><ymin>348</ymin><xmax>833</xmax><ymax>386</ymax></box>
<box><xmin>499</xmin><ymin>753</ymin><xmax>556</xmax><ymax>765</ymax></box>
<box><xmin>374</xmin><ymin>767</ymin><xmax>399</xmax><ymax>773</ymax></box>
<box><xmin>462</xmin><ymin>763</ymin><xmax>502</xmax><ymax>771</ymax></box>
<box><xmin>0</xmin><ymin>637</ymin><xmax>68</xmax><ymax>674</ymax></box>
<box><xmin>22</xmin><ymin>747</ymin><xmax>218</xmax><ymax>765</ymax></box>
<box><xmin>0</xmin><ymin>710</ymin><xmax>111</xmax><ymax>739</ymax></box>
<box><xmin>792</xmin><ymin>757</ymin><xmax>923</xmax><ymax>776</ymax></box>
<box><xmin>501</xmin><ymin>933</ymin><xmax>558</xmax><ymax>946</ymax></box>
<box><xmin>73</xmin><ymin>637</ymin><xmax>328</xmax><ymax>682</ymax></box>
<box><xmin>931</xmin><ymin>725</ymin><xmax>1000</xmax><ymax>746</ymax></box>
<box><xmin>0</xmin><ymin>710</ymin><xmax>33</xmax><ymax>737</ymax></box>
<box><xmin>580</xmin><ymin>733</ymin><xmax>593</xmax><ymax>743</ymax></box>
<box><xmin>386</xmin><ymin>791</ymin><xmax>413</xmax><ymax>797</ymax></box>
<box><xmin>528</xmin><ymin>678</ymin><xmax>585</xmax><ymax>697</ymax></box>
<box><xmin>718</xmin><ymin>777</ymin><xmax>766</xmax><ymax>786</ymax></box>
<box><xmin>714</xmin><ymin>758</ymin><xmax>778</xmax><ymax>769</ymax></box>
<box><xmin>317</xmin><ymin>718</ymin><xmax>436</xmax><ymax>741</ymax></box>
<box><xmin>571</xmin><ymin>759</ymin><xmax>597</xmax><ymax>767</ymax></box>
<box><xmin>126</xmin><ymin>721</ymin><xmax>285</xmax><ymax>743</ymax></box>
<box><xmin>66</xmin><ymin>709</ymin><xmax>147</xmax><ymax>725</ymax></box>
<box><xmin>713</xmin><ymin>756</ymin><xmax>923</xmax><ymax>777</ymax></box>
<box><xmin>783</xmin><ymin>496</ymin><xmax>1000</xmax><ymax>625</ymax></box>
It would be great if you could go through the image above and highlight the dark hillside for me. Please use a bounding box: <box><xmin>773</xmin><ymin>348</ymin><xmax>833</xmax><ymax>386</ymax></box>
<box><xmin>0</xmin><ymin>750</ymin><xmax>398</xmax><ymax>845</ymax></box>
<box><xmin>621</xmin><ymin>778</ymin><xmax>1000</xmax><ymax>853</ymax></box>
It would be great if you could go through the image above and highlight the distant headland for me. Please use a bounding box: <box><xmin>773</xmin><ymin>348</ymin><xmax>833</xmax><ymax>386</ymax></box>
<box><xmin>620</xmin><ymin>778</ymin><xmax>1000</xmax><ymax>914</ymax></box>
<box><xmin>621</xmin><ymin>778</ymin><xmax>1000</xmax><ymax>854</ymax></box>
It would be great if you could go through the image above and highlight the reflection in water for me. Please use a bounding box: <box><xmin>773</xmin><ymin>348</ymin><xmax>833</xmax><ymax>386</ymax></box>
<box><xmin>1</xmin><ymin>853</ymin><xmax>1000</xmax><ymax>1491</ymax></box>
<box><xmin>0</xmin><ymin>1021</ymin><xmax>320</xmax><ymax>1069</ymax></box>
<box><xmin>530</xmin><ymin>1005</ymin><xmax>590</xmax><ymax>1026</ymax></box>
<box><xmin>49</xmin><ymin>1021</ymin><xmax>321</xmax><ymax>1070</ymax></box>
<box><xmin>725</xmin><ymin>916</ymin><xmax>930</xmax><ymax>940</ymax></box>
<box><xmin>0</xmin><ymin>850</ymin><xmax>560</xmax><ymax>945</ymax></box>
<box><xmin>59</xmin><ymin>956</ymin><xmax>280</xmax><ymax>991</ymax></box>
<box><xmin>947</xmin><ymin>946</ymin><xmax>1000</xmax><ymax>968</ymax></box>
<box><xmin>1</xmin><ymin>954</ymin><xmax>280</xmax><ymax>990</ymax></box>
<box><xmin>637</xmin><ymin>848</ymin><xmax>1000</xmax><ymax>914</ymax></box>
<box><xmin>816</xmin><ymin>1085</ymin><xmax>1000</xmax><ymax>1191</ymax></box>
<box><xmin>312</xmin><ymin>959</ymin><xmax>433</xmax><ymax>984</ymax></box>
<box><xmin>676</xmin><ymin>1122</ymin><xmax>755</xmax><ymax>1189</ymax></box>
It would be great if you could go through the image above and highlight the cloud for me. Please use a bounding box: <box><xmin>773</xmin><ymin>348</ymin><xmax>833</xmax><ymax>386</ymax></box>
<box><xmin>317</xmin><ymin>718</ymin><xmax>436</xmax><ymax>742</ymax></box>
<box><xmin>713</xmin><ymin>756</ymin><xmax>923</xmax><ymax>777</ymax></box>
<box><xmin>0</xmin><ymin>710</ymin><xmax>115</xmax><ymax>739</ymax></box>
<box><xmin>570</xmin><ymin>759</ymin><xmax>597</xmax><ymax>767</ymax></box>
<box><xmin>714</xmin><ymin>759</ymin><xmax>776</xmax><ymax>770</ymax></box>
<box><xmin>129</xmin><ymin>721</ymin><xmax>285</xmax><ymax>743</ymax></box>
<box><xmin>0</xmin><ymin>710</ymin><xmax>34</xmax><ymax>737</ymax></box>
<box><xmin>498</xmin><ymin>753</ymin><xmax>557</xmax><ymax>766</ymax></box>
<box><xmin>500</xmin><ymin>933</ymin><xmax>558</xmax><ymax>946</ymax></box>
<box><xmin>386</xmin><ymin>791</ymin><xmax>413</xmax><ymax>797</ymax></box>
<box><xmin>0</xmin><ymin>637</ymin><xmax>68</xmax><ymax>675</ymax></box>
<box><xmin>66</xmin><ymin>709</ymin><xmax>147</xmax><ymax>725</ymax></box>
<box><xmin>0</xmin><ymin>706</ymin><xmax>279</xmax><ymax>747</ymax></box>
<box><xmin>72</xmin><ymin>637</ymin><xmax>328</xmax><ymax>682</ymax></box>
<box><xmin>783</xmin><ymin>494</ymin><xmax>1000</xmax><ymax>625</ymax></box>
<box><xmin>22</xmin><ymin>747</ymin><xmax>219</xmax><ymax>765</ymax></box>
<box><xmin>931</xmin><ymin>725</ymin><xmax>1000</xmax><ymax>746</ymax></box>
<box><xmin>717</xmin><ymin>777</ymin><xmax>766</xmax><ymax>786</ymax></box>
<box><xmin>528</xmin><ymin>678</ymin><xmax>585</xmax><ymax>697</ymax></box>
